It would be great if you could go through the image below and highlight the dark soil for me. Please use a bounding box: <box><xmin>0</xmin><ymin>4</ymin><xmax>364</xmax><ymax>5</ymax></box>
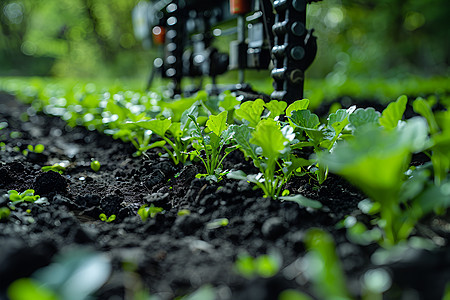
<box><xmin>1</xmin><ymin>93</ymin><xmax>449</xmax><ymax>300</ymax></box>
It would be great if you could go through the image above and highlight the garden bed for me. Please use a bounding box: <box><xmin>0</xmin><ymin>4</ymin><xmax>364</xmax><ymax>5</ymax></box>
<box><xmin>1</xmin><ymin>91</ymin><xmax>449</xmax><ymax>300</ymax></box>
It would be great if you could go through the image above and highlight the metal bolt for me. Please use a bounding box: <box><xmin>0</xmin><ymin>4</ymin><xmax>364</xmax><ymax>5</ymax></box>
<box><xmin>166</xmin><ymin>68</ymin><xmax>176</xmax><ymax>77</ymax></box>
<box><xmin>167</xmin><ymin>3</ymin><xmax>177</xmax><ymax>13</ymax></box>
<box><xmin>167</xmin><ymin>16</ymin><xmax>177</xmax><ymax>26</ymax></box>
<box><xmin>290</xmin><ymin>46</ymin><xmax>305</xmax><ymax>60</ymax></box>
<box><xmin>291</xmin><ymin>22</ymin><xmax>306</xmax><ymax>36</ymax></box>
<box><xmin>167</xmin><ymin>55</ymin><xmax>177</xmax><ymax>64</ymax></box>
<box><xmin>154</xmin><ymin>58</ymin><xmax>163</xmax><ymax>68</ymax></box>
<box><xmin>292</xmin><ymin>0</ymin><xmax>306</xmax><ymax>12</ymax></box>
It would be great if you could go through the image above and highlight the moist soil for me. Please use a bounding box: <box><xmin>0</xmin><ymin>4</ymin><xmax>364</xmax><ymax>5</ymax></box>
<box><xmin>1</xmin><ymin>93</ymin><xmax>449</xmax><ymax>300</ymax></box>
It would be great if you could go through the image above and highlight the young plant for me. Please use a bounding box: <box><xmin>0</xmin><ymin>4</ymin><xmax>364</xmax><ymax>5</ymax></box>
<box><xmin>303</xmin><ymin>228</ymin><xmax>354</xmax><ymax>300</ymax></box>
<box><xmin>22</xmin><ymin>144</ymin><xmax>45</xmax><ymax>156</ymax></box>
<box><xmin>99</xmin><ymin>213</ymin><xmax>116</xmax><ymax>223</ymax></box>
<box><xmin>413</xmin><ymin>97</ymin><xmax>450</xmax><ymax>186</ymax></box>
<box><xmin>189</xmin><ymin>111</ymin><xmax>237</xmax><ymax>182</ymax></box>
<box><xmin>138</xmin><ymin>204</ymin><xmax>164</xmax><ymax>221</ymax></box>
<box><xmin>90</xmin><ymin>160</ymin><xmax>101</xmax><ymax>172</ymax></box>
<box><xmin>0</xmin><ymin>207</ymin><xmax>11</xmax><ymax>220</ymax></box>
<box><xmin>42</xmin><ymin>163</ymin><xmax>66</xmax><ymax>174</ymax></box>
<box><xmin>234</xmin><ymin>252</ymin><xmax>281</xmax><ymax>279</ymax></box>
<box><xmin>234</xmin><ymin>98</ymin><xmax>289</xmax><ymax>126</ymax></box>
<box><xmin>131</xmin><ymin>104</ymin><xmax>200</xmax><ymax>164</ymax></box>
<box><xmin>206</xmin><ymin>218</ymin><xmax>229</xmax><ymax>230</ymax></box>
<box><xmin>318</xmin><ymin>117</ymin><xmax>429</xmax><ymax>246</ymax></box>
<box><xmin>288</xmin><ymin>105</ymin><xmax>355</xmax><ymax>184</ymax></box>
<box><xmin>102</xmin><ymin>100</ymin><xmax>165</xmax><ymax>157</ymax></box>
<box><xmin>228</xmin><ymin>119</ymin><xmax>301</xmax><ymax>199</ymax></box>
<box><xmin>8</xmin><ymin>189</ymin><xmax>41</xmax><ymax>203</ymax></box>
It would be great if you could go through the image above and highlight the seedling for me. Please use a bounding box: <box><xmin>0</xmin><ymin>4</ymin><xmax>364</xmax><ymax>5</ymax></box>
<box><xmin>8</xmin><ymin>189</ymin><xmax>41</xmax><ymax>203</ymax></box>
<box><xmin>303</xmin><ymin>228</ymin><xmax>353</xmax><ymax>300</ymax></box>
<box><xmin>234</xmin><ymin>252</ymin><xmax>281</xmax><ymax>279</ymax></box>
<box><xmin>206</xmin><ymin>218</ymin><xmax>229</xmax><ymax>230</ymax></box>
<box><xmin>0</xmin><ymin>207</ymin><xmax>11</xmax><ymax>220</ymax></box>
<box><xmin>318</xmin><ymin>117</ymin><xmax>429</xmax><ymax>246</ymax></box>
<box><xmin>138</xmin><ymin>204</ymin><xmax>164</xmax><ymax>221</ymax></box>
<box><xmin>177</xmin><ymin>209</ymin><xmax>191</xmax><ymax>216</ymax></box>
<box><xmin>99</xmin><ymin>213</ymin><xmax>116</xmax><ymax>223</ymax></box>
<box><xmin>228</xmin><ymin>119</ymin><xmax>304</xmax><ymax>199</ymax></box>
<box><xmin>131</xmin><ymin>103</ymin><xmax>200</xmax><ymax>164</ymax></box>
<box><xmin>22</xmin><ymin>144</ymin><xmax>45</xmax><ymax>156</ymax></box>
<box><xmin>91</xmin><ymin>160</ymin><xmax>101</xmax><ymax>172</ymax></box>
<box><xmin>413</xmin><ymin>97</ymin><xmax>450</xmax><ymax>186</ymax></box>
<box><xmin>288</xmin><ymin>104</ymin><xmax>355</xmax><ymax>184</ymax></box>
<box><xmin>42</xmin><ymin>163</ymin><xmax>66</xmax><ymax>174</ymax></box>
<box><xmin>189</xmin><ymin>111</ymin><xmax>237</xmax><ymax>182</ymax></box>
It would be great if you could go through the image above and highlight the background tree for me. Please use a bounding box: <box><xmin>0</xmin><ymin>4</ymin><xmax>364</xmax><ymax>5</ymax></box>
<box><xmin>0</xmin><ymin>0</ymin><xmax>448</xmax><ymax>79</ymax></box>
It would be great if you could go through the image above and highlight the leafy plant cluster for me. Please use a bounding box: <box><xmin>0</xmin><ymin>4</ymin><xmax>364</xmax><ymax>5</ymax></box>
<box><xmin>1</xmin><ymin>77</ymin><xmax>450</xmax><ymax>300</ymax></box>
<box><xmin>1</xmin><ymin>78</ymin><xmax>450</xmax><ymax>249</ymax></box>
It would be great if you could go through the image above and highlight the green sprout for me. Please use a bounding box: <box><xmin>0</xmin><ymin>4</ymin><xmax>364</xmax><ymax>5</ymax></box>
<box><xmin>206</xmin><ymin>218</ymin><xmax>229</xmax><ymax>230</ymax></box>
<box><xmin>99</xmin><ymin>213</ymin><xmax>116</xmax><ymax>223</ymax></box>
<box><xmin>8</xmin><ymin>189</ymin><xmax>40</xmax><ymax>203</ymax></box>
<box><xmin>234</xmin><ymin>252</ymin><xmax>281</xmax><ymax>279</ymax></box>
<box><xmin>22</xmin><ymin>144</ymin><xmax>45</xmax><ymax>156</ymax></box>
<box><xmin>0</xmin><ymin>207</ymin><xmax>11</xmax><ymax>220</ymax></box>
<box><xmin>90</xmin><ymin>160</ymin><xmax>101</xmax><ymax>172</ymax></box>
<box><xmin>177</xmin><ymin>209</ymin><xmax>191</xmax><ymax>216</ymax></box>
<box><xmin>138</xmin><ymin>204</ymin><xmax>164</xmax><ymax>221</ymax></box>
<box><xmin>41</xmin><ymin>163</ymin><xmax>66</xmax><ymax>174</ymax></box>
<box><xmin>189</xmin><ymin>111</ymin><xmax>237</xmax><ymax>182</ymax></box>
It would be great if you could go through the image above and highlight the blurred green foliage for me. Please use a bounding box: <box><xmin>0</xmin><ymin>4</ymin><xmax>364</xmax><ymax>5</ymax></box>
<box><xmin>0</xmin><ymin>0</ymin><xmax>149</xmax><ymax>78</ymax></box>
<box><xmin>308</xmin><ymin>0</ymin><xmax>449</xmax><ymax>80</ymax></box>
<box><xmin>0</xmin><ymin>0</ymin><xmax>448</xmax><ymax>80</ymax></box>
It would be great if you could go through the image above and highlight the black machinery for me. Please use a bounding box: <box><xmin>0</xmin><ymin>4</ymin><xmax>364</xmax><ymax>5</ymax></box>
<box><xmin>132</xmin><ymin>0</ymin><xmax>320</xmax><ymax>103</ymax></box>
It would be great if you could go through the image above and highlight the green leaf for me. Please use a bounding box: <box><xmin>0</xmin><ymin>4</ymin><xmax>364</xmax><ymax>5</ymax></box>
<box><xmin>161</xmin><ymin>97</ymin><xmax>198</xmax><ymax>122</ymax></box>
<box><xmin>235</xmin><ymin>99</ymin><xmax>265</xmax><ymax>127</ymax></box>
<box><xmin>289</xmin><ymin>110</ymin><xmax>323</xmax><ymax>144</ymax></box>
<box><xmin>415</xmin><ymin>180</ymin><xmax>450</xmax><ymax>214</ymax></box>
<box><xmin>220</xmin><ymin>91</ymin><xmax>239</xmax><ymax>111</ymax></box>
<box><xmin>140</xmin><ymin>140</ymin><xmax>166</xmax><ymax>152</ymax></box>
<box><xmin>229</xmin><ymin>125</ymin><xmax>258</xmax><ymax>160</ymax></box>
<box><xmin>34</xmin><ymin>144</ymin><xmax>45</xmax><ymax>153</ymax></box>
<box><xmin>180</xmin><ymin>102</ymin><xmax>200</xmax><ymax>131</ymax></box>
<box><xmin>304</xmin><ymin>229</ymin><xmax>352</xmax><ymax>300</ymax></box>
<box><xmin>134</xmin><ymin>118</ymin><xmax>171</xmax><ymax>137</ymax></box>
<box><xmin>106</xmin><ymin>101</ymin><xmax>128</xmax><ymax>122</ymax></box>
<box><xmin>226</xmin><ymin>170</ymin><xmax>249</xmax><ymax>181</ymax></box>
<box><xmin>279</xmin><ymin>194</ymin><xmax>323</xmax><ymax>209</ymax></box>
<box><xmin>413</xmin><ymin>97</ymin><xmax>439</xmax><ymax>134</ymax></box>
<box><xmin>379</xmin><ymin>95</ymin><xmax>407</xmax><ymax>130</ymax></box>
<box><xmin>255</xmin><ymin>255</ymin><xmax>280</xmax><ymax>278</ymax></box>
<box><xmin>206</xmin><ymin>218</ymin><xmax>229</xmax><ymax>229</ymax></box>
<box><xmin>183</xmin><ymin>285</ymin><xmax>216</xmax><ymax>300</ymax></box>
<box><xmin>250</xmin><ymin>119</ymin><xmax>288</xmax><ymax>160</ymax></box>
<box><xmin>8</xmin><ymin>278</ymin><xmax>59</xmax><ymax>300</ymax></box>
<box><xmin>289</xmin><ymin>110</ymin><xmax>320</xmax><ymax>129</ymax></box>
<box><xmin>328</xmin><ymin>108</ymin><xmax>352</xmax><ymax>135</ymax></box>
<box><xmin>235</xmin><ymin>254</ymin><xmax>255</xmax><ymax>278</ymax></box>
<box><xmin>318</xmin><ymin>118</ymin><xmax>428</xmax><ymax>204</ymax></box>
<box><xmin>279</xmin><ymin>290</ymin><xmax>314</xmax><ymax>300</ymax></box>
<box><xmin>206</xmin><ymin>111</ymin><xmax>228</xmax><ymax>137</ymax></box>
<box><xmin>430</xmin><ymin>132</ymin><xmax>450</xmax><ymax>185</ymax></box>
<box><xmin>264</xmin><ymin>100</ymin><xmax>287</xmax><ymax>119</ymax></box>
<box><xmin>349</xmin><ymin>107</ymin><xmax>380</xmax><ymax>129</ymax></box>
<box><xmin>286</xmin><ymin>99</ymin><xmax>310</xmax><ymax>117</ymax></box>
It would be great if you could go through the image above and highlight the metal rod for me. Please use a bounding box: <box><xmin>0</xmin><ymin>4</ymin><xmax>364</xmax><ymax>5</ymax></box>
<box><xmin>237</xmin><ymin>14</ymin><xmax>245</xmax><ymax>83</ymax></box>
